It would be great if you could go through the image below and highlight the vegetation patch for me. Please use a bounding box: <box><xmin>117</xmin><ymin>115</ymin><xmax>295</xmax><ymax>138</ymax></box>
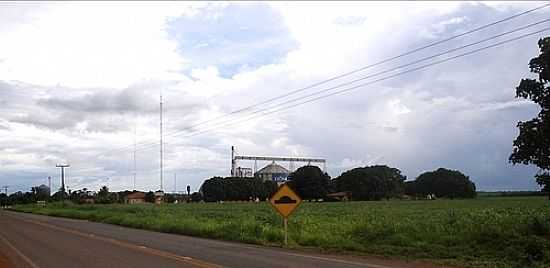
<box><xmin>12</xmin><ymin>196</ymin><xmax>550</xmax><ymax>268</ymax></box>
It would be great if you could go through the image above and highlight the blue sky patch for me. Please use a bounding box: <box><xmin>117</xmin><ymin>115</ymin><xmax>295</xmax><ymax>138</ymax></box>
<box><xmin>166</xmin><ymin>3</ymin><xmax>297</xmax><ymax>78</ymax></box>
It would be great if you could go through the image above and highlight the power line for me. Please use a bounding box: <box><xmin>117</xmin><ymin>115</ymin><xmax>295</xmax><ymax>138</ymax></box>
<box><xmin>68</xmin><ymin>22</ymin><xmax>550</xmax><ymax>178</ymax></box>
<box><xmin>70</xmin><ymin>24</ymin><xmax>550</xmax><ymax>181</ymax></box>
<box><xmin>76</xmin><ymin>20</ymin><xmax>550</xmax><ymax>161</ymax></box>
<box><xmin>83</xmin><ymin>3</ymin><xmax>550</xmax><ymax>159</ymax></box>
<box><xmin>168</xmin><ymin>2</ymin><xmax>550</xmax><ymax>130</ymax></box>
<box><xmin>66</xmin><ymin>18</ymin><xmax>550</xmax><ymax>186</ymax></box>
<box><xmin>145</xmin><ymin>27</ymin><xmax>550</xmax><ymax>145</ymax></box>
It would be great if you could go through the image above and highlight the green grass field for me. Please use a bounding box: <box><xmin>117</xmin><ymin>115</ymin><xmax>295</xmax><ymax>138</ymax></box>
<box><xmin>12</xmin><ymin>197</ymin><xmax>550</xmax><ymax>268</ymax></box>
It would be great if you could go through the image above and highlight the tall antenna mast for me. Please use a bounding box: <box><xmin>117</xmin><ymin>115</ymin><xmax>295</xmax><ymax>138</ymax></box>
<box><xmin>231</xmin><ymin>146</ymin><xmax>235</xmax><ymax>177</ymax></box>
<box><xmin>160</xmin><ymin>90</ymin><xmax>164</xmax><ymax>191</ymax></box>
<box><xmin>133</xmin><ymin>114</ymin><xmax>137</xmax><ymax>190</ymax></box>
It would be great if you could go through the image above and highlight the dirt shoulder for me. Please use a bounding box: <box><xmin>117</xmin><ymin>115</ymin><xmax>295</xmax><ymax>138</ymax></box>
<box><xmin>0</xmin><ymin>249</ymin><xmax>14</xmax><ymax>268</ymax></box>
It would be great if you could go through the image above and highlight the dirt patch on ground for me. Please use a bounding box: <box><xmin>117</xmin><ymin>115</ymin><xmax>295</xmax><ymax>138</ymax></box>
<box><xmin>0</xmin><ymin>251</ymin><xmax>13</xmax><ymax>268</ymax></box>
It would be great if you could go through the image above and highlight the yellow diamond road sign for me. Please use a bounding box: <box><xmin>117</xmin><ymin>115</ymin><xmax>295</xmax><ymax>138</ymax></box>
<box><xmin>269</xmin><ymin>184</ymin><xmax>302</xmax><ymax>218</ymax></box>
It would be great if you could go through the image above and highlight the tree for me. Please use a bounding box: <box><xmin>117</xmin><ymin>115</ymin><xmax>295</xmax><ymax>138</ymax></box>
<box><xmin>31</xmin><ymin>185</ymin><xmax>50</xmax><ymax>201</ymax></box>
<box><xmin>8</xmin><ymin>191</ymin><xmax>35</xmax><ymax>205</ymax></box>
<box><xmin>0</xmin><ymin>193</ymin><xmax>7</xmax><ymax>207</ymax></box>
<box><xmin>414</xmin><ymin>168</ymin><xmax>476</xmax><ymax>199</ymax></box>
<box><xmin>334</xmin><ymin>165</ymin><xmax>406</xmax><ymax>201</ymax></box>
<box><xmin>200</xmin><ymin>176</ymin><xmax>280</xmax><ymax>202</ymax></box>
<box><xmin>69</xmin><ymin>188</ymin><xmax>93</xmax><ymax>204</ymax></box>
<box><xmin>288</xmin><ymin>166</ymin><xmax>330</xmax><ymax>200</ymax></box>
<box><xmin>201</xmin><ymin>177</ymin><xmax>226</xmax><ymax>202</ymax></box>
<box><xmin>51</xmin><ymin>189</ymin><xmax>68</xmax><ymax>202</ymax></box>
<box><xmin>263</xmin><ymin>180</ymin><xmax>278</xmax><ymax>200</ymax></box>
<box><xmin>510</xmin><ymin>37</ymin><xmax>550</xmax><ymax>199</ymax></box>
<box><xmin>144</xmin><ymin>191</ymin><xmax>155</xmax><ymax>203</ymax></box>
<box><xmin>190</xmin><ymin>192</ymin><xmax>203</xmax><ymax>202</ymax></box>
<box><xmin>96</xmin><ymin>186</ymin><xmax>117</xmax><ymax>204</ymax></box>
<box><xmin>404</xmin><ymin>181</ymin><xmax>419</xmax><ymax>197</ymax></box>
<box><xmin>164</xmin><ymin>194</ymin><xmax>176</xmax><ymax>204</ymax></box>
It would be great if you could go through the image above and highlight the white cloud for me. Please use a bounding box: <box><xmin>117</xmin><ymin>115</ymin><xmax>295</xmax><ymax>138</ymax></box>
<box><xmin>1</xmin><ymin>1</ymin><xmax>548</xmax><ymax>193</ymax></box>
<box><xmin>0</xmin><ymin>2</ymin><xmax>204</xmax><ymax>88</ymax></box>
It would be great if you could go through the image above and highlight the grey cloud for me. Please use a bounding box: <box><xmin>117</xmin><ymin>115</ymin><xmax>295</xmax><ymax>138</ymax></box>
<box><xmin>38</xmin><ymin>86</ymin><xmax>206</xmax><ymax>116</ymax></box>
<box><xmin>272</xmin><ymin>4</ymin><xmax>549</xmax><ymax>191</ymax></box>
<box><xmin>37</xmin><ymin>88</ymin><xmax>158</xmax><ymax>114</ymax></box>
<box><xmin>1</xmin><ymin>2</ymin><xmax>548</xmax><ymax>192</ymax></box>
<box><xmin>382</xmin><ymin>126</ymin><xmax>399</xmax><ymax>132</ymax></box>
<box><xmin>0</xmin><ymin>121</ymin><xmax>9</xmax><ymax>130</ymax></box>
<box><xmin>334</xmin><ymin>16</ymin><xmax>368</xmax><ymax>26</ymax></box>
<box><xmin>2</xmin><ymin>80</ymin><xmax>209</xmax><ymax>133</ymax></box>
<box><xmin>9</xmin><ymin>111</ymin><xmax>84</xmax><ymax>130</ymax></box>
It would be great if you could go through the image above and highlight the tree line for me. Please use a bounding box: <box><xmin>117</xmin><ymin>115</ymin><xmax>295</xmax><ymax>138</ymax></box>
<box><xmin>0</xmin><ymin>166</ymin><xmax>477</xmax><ymax>206</ymax></box>
<box><xmin>0</xmin><ymin>185</ymin><xmax>203</xmax><ymax>206</ymax></box>
<box><xmin>200</xmin><ymin>165</ymin><xmax>477</xmax><ymax>202</ymax></box>
<box><xmin>200</xmin><ymin>37</ymin><xmax>550</xmax><ymax>202</ymax></box>
<box><xmin>200</xmin><ymin>177</ymin><xmax>278</xmax><ymax>202</ymax></box>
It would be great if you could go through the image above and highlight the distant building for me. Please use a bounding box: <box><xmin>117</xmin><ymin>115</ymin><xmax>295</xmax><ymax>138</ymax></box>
<box><xmin>326</xmin><ymin>191</ymin><xmax>352</xmax><ymax>201</ymax></box>
<box><xmin>235</xmin><ymin>167</ymin><xmax>253</xmax><ymax>178</ymax></box>
<box><xmin>83</xmin><ymin>197</ymin><xmax>95</xmax><ymax>204</ymax></box>
<box><xmin>126</xmin><ymin>192</ymin><xmax>146</xmax><ymax>204</ymax></box>
<box><xmin>255</xmin><ymin>162</ymin><xmax>289</xmax><ymax>182</ymax></box>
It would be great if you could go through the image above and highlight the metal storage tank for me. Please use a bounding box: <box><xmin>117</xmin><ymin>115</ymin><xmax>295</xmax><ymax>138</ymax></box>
<box><xmin>254</xmin><ymin>162</ymin><xmax>290</xmax><ymax>182</ymax></box>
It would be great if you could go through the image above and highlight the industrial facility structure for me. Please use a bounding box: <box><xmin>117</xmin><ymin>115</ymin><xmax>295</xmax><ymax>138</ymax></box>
<box><xmin>255</xmin><ymin>162</ymin><xmax>290</xmax><ymax>182</ymax></box>
<box><xmin>230</xmin><ymin>146</ymin><xmax>326</xmax><ymax>183</ymax></box>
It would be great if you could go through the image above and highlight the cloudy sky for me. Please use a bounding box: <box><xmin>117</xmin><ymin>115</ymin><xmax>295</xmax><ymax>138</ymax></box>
<box><xmin>1</xmin><ymin>1</ymin><xmax>549</xmax><ymax>194</ymax></box>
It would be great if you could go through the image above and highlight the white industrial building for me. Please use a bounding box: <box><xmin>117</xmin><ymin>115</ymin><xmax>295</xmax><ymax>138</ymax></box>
<box><xmin>230</xmin><ymin>146</ymin><xmax>326</xmax><ymax>183</ymax></box>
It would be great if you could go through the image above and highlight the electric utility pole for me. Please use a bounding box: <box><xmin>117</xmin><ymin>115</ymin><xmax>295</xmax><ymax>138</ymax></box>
<box><xmin>2</xmin><ymin>186</ymin><xmax>8</xmax><ymax>196</ymax></box>
<box><xmin>56</xmin><ymin>164</ymin><xmax>70</xmax><ymax>205</ymax></box>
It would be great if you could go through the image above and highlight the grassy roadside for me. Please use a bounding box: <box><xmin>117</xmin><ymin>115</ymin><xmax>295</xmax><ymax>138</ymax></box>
<box><xmin>12</xmin><ymin>197</ymin><xmax>550</xmax><ymax>268</ymax></box>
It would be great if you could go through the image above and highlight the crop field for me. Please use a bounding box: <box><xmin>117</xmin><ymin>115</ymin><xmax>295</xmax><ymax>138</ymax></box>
<box><xmin>12</xmin><ymin>197</ymin><xmax>550</xmax><ymax>268</ymax></box>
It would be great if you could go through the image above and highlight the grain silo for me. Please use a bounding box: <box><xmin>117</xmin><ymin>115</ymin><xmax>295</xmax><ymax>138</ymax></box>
<box><xmin>254</xmin><ymin>162</ymin><xmax>290</xmax><ymax>182</ymax></box>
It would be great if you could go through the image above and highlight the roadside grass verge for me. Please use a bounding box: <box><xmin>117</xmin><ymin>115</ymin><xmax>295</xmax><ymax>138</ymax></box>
<box><xmin>12</xmin><ymin>197</ymin><xmax>550</xmax><ymax>268</ymax></box>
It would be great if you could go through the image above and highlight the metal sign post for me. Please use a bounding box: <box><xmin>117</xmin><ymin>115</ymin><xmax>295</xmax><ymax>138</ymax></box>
<box><xmin>283</xmin><ymin>217</ymin><xmax>288</xmax><ymax>246</ymax></box>
<box><xmin>269</xmin><ymin>184</ymin><xmax>302</xmax><ymax>246</ymax></box>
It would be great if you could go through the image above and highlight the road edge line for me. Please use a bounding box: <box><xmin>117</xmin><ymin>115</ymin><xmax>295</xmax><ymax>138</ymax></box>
<box><xmin>0</xmin><ymin>232</ymin><xmax>40</xmax><ymax>268</ymax></box>
<box><xmin>6</xmin><ymin>213</ymin><xmax>221</xmax><ymax>268</ymax></box>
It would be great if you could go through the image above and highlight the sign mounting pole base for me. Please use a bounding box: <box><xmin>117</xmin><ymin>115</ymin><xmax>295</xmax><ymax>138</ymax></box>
<box><xmin>284</xmin><ymin>217</ymin><xmax>288</xmax><ymax>246</ymax></box>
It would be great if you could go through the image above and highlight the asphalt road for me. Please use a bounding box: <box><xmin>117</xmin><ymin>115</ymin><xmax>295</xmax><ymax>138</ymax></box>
<box><xmin>0</xmin><ymin>211</ymin><xmax>448</xmax><ymax>268</ymax></box>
